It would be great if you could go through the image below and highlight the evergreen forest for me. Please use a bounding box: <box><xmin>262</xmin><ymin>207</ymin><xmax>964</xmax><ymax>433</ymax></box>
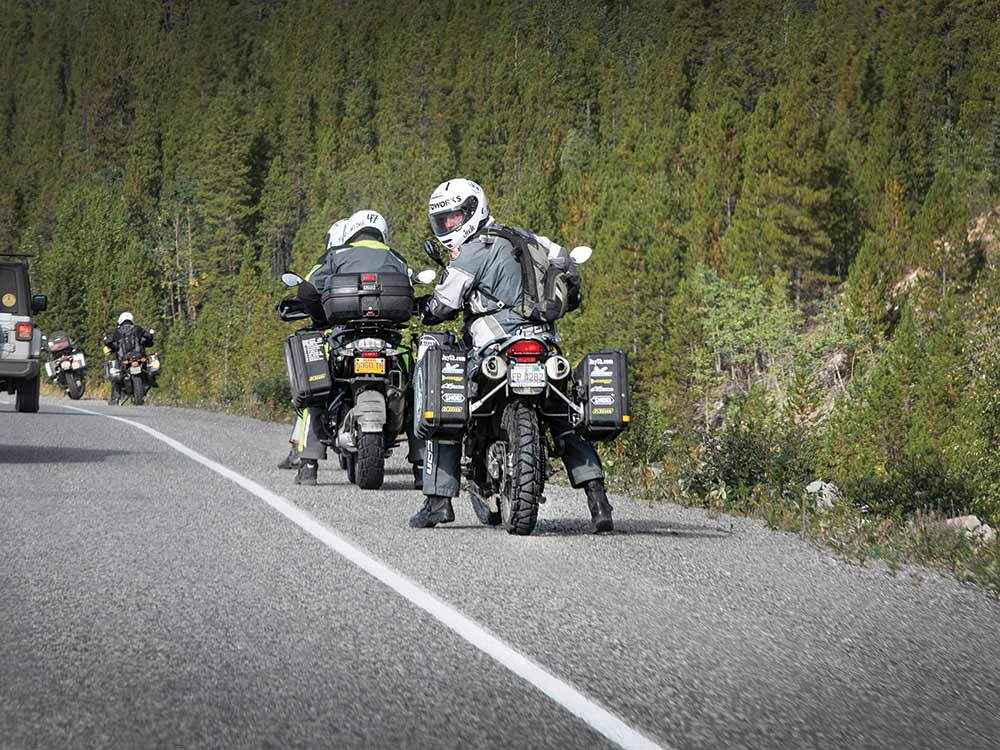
<box><xmin>5</xmin><ymin>0</ymin><xmax>1000</xmax><ymax>539</ymax></box>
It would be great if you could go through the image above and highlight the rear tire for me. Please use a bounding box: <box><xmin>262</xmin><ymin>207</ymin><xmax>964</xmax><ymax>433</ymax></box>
<box><xmin>346</xmin><ymin>453</ymin><xmax>357</xmax><ymax>484</ymax></box>
<box><xmin>67</xmin><ymin>377</ymin><xmax>84</xmax><ymax>400</ymax></box>
<box><xmin>15</xmin><ymin>374</ymin><xmax>40</xmax><ymax>413</ymax></box>
<box><xmin>356</xmin><ymin>432</ymin><xmax>385</xmax><ymax>490</ymax></box>
<box><xmin>499</xmin><ymin>403</ymin><xmax>543</xmax><ymax>535</ymax></box>
<box><xmin>133</xmin><ymin>376</ymin><xmax>147</xmax><ymax>406</ymax></box>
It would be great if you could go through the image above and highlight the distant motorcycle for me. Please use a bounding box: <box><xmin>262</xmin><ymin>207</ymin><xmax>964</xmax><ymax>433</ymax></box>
<box><xmin>104</xmin><ymin>328</ymin><xmax>160</xmax><ymax>406</ymax></box>
<box><xmin>43</xmin><ymin>331</ymin><xmax>87</xmax><ymax>399</ymax></box>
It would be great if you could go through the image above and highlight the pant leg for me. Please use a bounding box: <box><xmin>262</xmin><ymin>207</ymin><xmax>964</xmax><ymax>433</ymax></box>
<box><xmin>299</xmin><ymin>405</ymin><xmax>329</xmax><ymax>460</ymax></box>
<box><xmin>422</xmin><ymin>438</ymin><xmax>462</xmax><ymax>497</ymax></box>
<box><xmin>548</xmin><ymin>414</ymin><xmax>604</xmax><ymax>488</ymax></box>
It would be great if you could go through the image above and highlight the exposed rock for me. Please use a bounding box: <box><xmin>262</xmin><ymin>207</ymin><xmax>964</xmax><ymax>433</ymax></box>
<box><xmin>945</xmin><ymin>515</ymin><xmax>997</xmax><ymax>546</ymax></box>
<box><xmin>805</xmin><ymin>480</ymin><xmax>839</xmax><ymax>510</ymax></box>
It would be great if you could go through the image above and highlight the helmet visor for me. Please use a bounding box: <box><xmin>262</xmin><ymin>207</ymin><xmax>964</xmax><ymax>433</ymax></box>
<box><xmin>429</xmin><ymin>195</ymin><xmax>479</xmax><ymax>237</ymax></box>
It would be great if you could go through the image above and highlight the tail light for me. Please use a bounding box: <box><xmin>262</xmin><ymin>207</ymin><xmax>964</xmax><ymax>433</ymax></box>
<box><xmin>15</xmin><ymin>323</ymin><xmax>32</xmax><ymax>341</ymax></box>
<box><xmin>505</xmin><ymin>339</ymin><xmax>546</xmax><ymax>363</ymax></box>
<box><xmin>360</xmin><ymin>351</ymin><xmax>380</xmax><ymax>358</ymax></box>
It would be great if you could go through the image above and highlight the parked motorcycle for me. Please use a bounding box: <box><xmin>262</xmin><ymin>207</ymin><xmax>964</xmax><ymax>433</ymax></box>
<box><xmin>279</xmin><ymin>268</ymin><xmax>436</xmax><ymax>489</ymax></box>
<box><xmin>43</xmin><ymin>331</ymin><xmax>87</xmax><ymax>399</ymax></box>
<box><xmin>416</xmin><ymin>244</ymin><xmax>630</xmax><ymax>535</ymax></box>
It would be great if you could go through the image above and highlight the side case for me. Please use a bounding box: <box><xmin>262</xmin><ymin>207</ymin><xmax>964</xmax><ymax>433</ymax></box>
<box><xmin>284</xmin><ymin>330</ymin><xmax>333</xmax><ymax>408</ymax></box>
<box><xmin>572</xmin><ymin>349</ymin><xmax>630</xmax><ymax>441</ymax></box>
<box><xmin>413</xmin><ymin>333</ymin><xmax>468</xmax><ymax>439</ymax></box>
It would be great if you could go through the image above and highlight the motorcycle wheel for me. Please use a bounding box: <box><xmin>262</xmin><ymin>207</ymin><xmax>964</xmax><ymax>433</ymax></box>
<box><xmin>132</xmin><ymin>376</ymin><xmax>147</xmax><ymax>406</ymax></box>
<box><xmin>499</xmin><ymin>403</ymin><xmax>543</xmax><ymax>536</ymax></box>
<box><xmin>355</xmin><ymin>432</ymin><xmax>385</xmax><ymax>490</ymax></box>
<box><xmin>67</xmin><ymin>377</ymin><xmax>84</xmax><ymax>400</ymax></box>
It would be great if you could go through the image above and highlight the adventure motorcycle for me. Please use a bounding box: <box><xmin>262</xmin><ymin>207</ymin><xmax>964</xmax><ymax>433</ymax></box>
<box><xmin>104</xmin><ymin>329</ymin><xmax>160</xmax><ymax>406</ymax></box>
<box><xmin>417</xmin><ymin>242</ymin><xmax>629</xmax><ymax>536</ymax></box>
<box><xmin>279</xmin><ymin>268</ymin><xmax>435</xmax><ymax>490</ymax></box>
<box><xmin>43</xmin><ymin>331</ymin><xmax>87</xmax><ymax>399</ymax></box>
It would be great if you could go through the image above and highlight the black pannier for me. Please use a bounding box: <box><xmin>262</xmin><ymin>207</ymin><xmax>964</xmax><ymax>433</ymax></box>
<box><xmin>413</xmin><ymin>332</ymin><xmax>468</xmax><ymax>439</ymax></box>
<box><xmin>285</xmin><ymin>330</ymin><xmax>333</xmax><ymax>408</ymax></box>
<box><xmin>572</xmin><ymin>349</ymin><xmax>630</xmax><ymax>441</ymax></box>
<box><xmin>321</xmin><ymin>272</ymin><xmax>414</xmax><ymax>324</ymax></box>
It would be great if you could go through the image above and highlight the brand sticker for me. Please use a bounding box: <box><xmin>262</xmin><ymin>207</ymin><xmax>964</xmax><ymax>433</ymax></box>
<box><xmin>442</xmin><ymin>393</ymin><xmax>465</xmax><ymax>403</ymax></box>
<box><xmin>590</xmin><ymin>385</ymin><xmax>615</xmax><ymax>393</ymax></box>
<box><xmin>1</xmin><ymin>293</ymin><xmax>15</xmax><ymax>308</ymax></box>
<box><xmin>442</xmin><ymin>382</ymin><xmax>465</xmax><ymax>390</ymax></box>
<box><xmin>592</xmin><ymin>407</ymin><xmax>614</xmax><ymax>415</ymax></box>
<box><xmin>591</xmin><ymin>395</ymin><xmax>614</xmax><ymax>406</ymax></box>
<box><xmin>442</xmin><ymin>406</ymin><xmax>463</xmax><ymax>413</ymax></box>
<box><xmin>590</xmin><ymin>365</ymin><xmax>613</xmax><ymax>377</ymax></box>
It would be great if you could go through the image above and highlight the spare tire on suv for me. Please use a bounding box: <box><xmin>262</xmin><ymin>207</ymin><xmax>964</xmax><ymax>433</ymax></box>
<box><xmin>0</xmin><ymin>254</ymin><xmax>47</xmax><ymax>413</ymax></box>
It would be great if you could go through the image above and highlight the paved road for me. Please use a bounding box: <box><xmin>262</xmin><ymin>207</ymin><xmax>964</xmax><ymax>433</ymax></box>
<box><xmin>1</xmin><ymin>396</ymin><xmax>998</xmax><ymax>749</ymax></box>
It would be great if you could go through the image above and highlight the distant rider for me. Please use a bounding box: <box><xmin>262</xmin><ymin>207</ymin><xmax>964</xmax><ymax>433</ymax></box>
<box><xmin>410</xmin><ymin>178</ymin><xmax>614</xmax><ymax>532</ymax></box>
<box><xmin>103</xmin><ymin>311</ymin><xmax>153</xmax><ymax>406</ymax></box>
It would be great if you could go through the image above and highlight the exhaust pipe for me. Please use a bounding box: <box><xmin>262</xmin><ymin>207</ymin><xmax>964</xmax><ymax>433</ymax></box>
<box><xmin>481</xmin><ymin>355</ymin><xmax>507</xmax><ymax>380</ymax></box>
<box><xmin>545</xmin><ymin>355</ymin><xmax>570</xmax><ymax>382</ymax></box>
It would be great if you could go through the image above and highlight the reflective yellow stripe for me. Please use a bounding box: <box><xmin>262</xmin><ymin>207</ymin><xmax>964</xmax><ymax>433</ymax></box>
<box><xmin>304</xmin><ymin>263</ymin><xmax>322</xmax><ymax>282</ymax></box>
<box><xmin>351</xmin><ymin>240</ymin><xmax>390</xmax><ymax>250</ymax></box>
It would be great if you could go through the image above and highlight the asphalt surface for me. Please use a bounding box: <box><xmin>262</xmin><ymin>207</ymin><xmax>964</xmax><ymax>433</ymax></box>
<box><xmin>1</xmin><ymin>396</ymin><xmax>998</xmax><ymax>750</ymax></box>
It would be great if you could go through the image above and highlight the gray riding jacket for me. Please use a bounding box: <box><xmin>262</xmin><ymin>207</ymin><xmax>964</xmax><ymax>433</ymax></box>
<box><xmin>424</xmin><ymin>224</ymin><xmax>581</xmax><ymax>348</ymax></box>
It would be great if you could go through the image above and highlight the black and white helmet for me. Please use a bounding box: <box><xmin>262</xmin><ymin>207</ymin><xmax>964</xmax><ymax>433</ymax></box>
<box><xmin>117</xmin><ymin>311</ymin><xmax>134</xmax><ymax>325</ymax></box>
<box><xmin>342</xmin><ymin>209</ymin><xmax>389</xmax><ymax>244</ymax></box>
<box><xmin>428</xmin><ymin>179</ymin><xmax>490</xmax><ymax>250</ymax></box>
<box><xmin>323</xmin><ymin>219</ymin><xmax>348</xmax><ymax>249</ymax></box>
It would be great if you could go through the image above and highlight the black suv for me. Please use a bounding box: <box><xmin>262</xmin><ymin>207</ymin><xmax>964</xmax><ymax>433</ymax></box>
<box><xmin>0</xmin><ymin>254</ymin><xmax>48</xmax><ymax>412</ymax></box>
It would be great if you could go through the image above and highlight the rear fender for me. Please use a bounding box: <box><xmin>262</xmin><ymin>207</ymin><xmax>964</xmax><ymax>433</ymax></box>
<box><xmin>353</xmin><ymin>389</ymin><xmax>386</xmax><ymax>433</ymax></box>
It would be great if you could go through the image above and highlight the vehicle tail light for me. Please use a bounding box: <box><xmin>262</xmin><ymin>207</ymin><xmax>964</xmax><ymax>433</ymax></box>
<box><xmin>360</xmin><ymin>273</ymin><xmax>377</xmax><ymax>283</ymax></box>
<box><xmin>15</xmin><ymin>323</ymin><xmax>32</xmax><ymax>341</ymax></box>
<box><xmin>361</xmin><ymin>351</ymin><xmax>379</xmax><ymax>358</ymax></box>
<box><xmin>505</xmin><ymin>339</ymin><xmax>546</xmax><ymax>363</ymax></box>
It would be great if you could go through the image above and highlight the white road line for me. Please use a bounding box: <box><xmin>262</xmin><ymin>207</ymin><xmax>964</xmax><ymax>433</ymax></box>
<box><xmin>60</xmin><ymin>403</ymin><xmax>670</xmax><ymax>750</ymax></box>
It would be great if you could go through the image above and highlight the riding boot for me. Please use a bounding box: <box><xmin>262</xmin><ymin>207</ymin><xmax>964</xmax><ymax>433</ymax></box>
<box><xmin>584</xmin><ymin>478</ymin><xmax>614</xmax><ymax>533</ymax></box>
<box><xmin>408</xmin><ymin>495</ymin><xmax>455</xmax><ymax>528</ymax></box>
<box><xmin>278</xmin><ymin>447</ymin><xmax>301</xmax><ymax>470</ymax></box>
<box><xmin>295</xmin><ymin>459</ymin><xmax>319</xmax><ymax>486</ymax></box>
<box><xmin>412</xmin><ymin>463</ymin><xmax>424</xmax><ymax>490</ymax></box>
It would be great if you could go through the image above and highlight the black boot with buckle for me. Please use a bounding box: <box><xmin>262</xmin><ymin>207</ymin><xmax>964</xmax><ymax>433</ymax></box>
<box><xmin>584</xmin><ymin>478</ymin><xmax>614</xmax><ymax>533</ymax></box>
<box><xmin>408</xmin><ymin>495</ymin><xmax>455</xmax><ymax>528</ymax></box>
<box><xmin>295</xmin><ymin>459</ymin><xmax>318</xmax><ymax>486</ymax></box>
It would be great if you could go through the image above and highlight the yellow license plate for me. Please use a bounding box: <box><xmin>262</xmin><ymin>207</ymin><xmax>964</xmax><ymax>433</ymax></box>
<box><xmin>355</xmin><ymin>357</ymin><xmax>386</xmax><ymax>374</ymax></box>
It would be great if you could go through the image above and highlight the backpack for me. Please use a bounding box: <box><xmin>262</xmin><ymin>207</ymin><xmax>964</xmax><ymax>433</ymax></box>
<box><xmin>480</xmin><ymin>225</ymin><xmax>579</xmax><ymax>323</ymax></box>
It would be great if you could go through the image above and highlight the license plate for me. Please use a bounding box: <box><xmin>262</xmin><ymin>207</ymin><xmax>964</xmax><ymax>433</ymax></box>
<box><xmin>354</xmin><ymin>357</ymin><xmax>385</xmax><ymax>375</ymax></box>
<box><xmin>130</xmin><ymin>364</ymin><xmax>142</xmax><ymax>374</ymax></box>
<box><xmin>509</xmin><ymin>363</ymin><xmax>545</xmax><ymax>389</ymax></box>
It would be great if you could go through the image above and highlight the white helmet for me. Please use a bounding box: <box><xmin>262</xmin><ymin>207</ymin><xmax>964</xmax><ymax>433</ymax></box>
<box><xmin>323</xmin><ymin>219</ymin><xmax>348</xmax><ymax>249</ymax></box>
<box><xmin>342</xmin><ymin>209</ymin><xmax>389</xmax><ymax>245</ymax></box>
<box><xmin>428</xmin><ymin>178</ymin><xmax>490</xmax><ymax>250</ymax></box>
<box><xmin>117</xmin><ymin>312</ymin><xmax>133</xmax><ymax>325</ymax></box>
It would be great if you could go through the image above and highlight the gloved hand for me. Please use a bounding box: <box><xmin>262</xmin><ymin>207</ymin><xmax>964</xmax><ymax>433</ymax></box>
<box><xmin>414</xmin><ymin>294</ymin><xmax>432</xmax><ymax>322</ymax></box>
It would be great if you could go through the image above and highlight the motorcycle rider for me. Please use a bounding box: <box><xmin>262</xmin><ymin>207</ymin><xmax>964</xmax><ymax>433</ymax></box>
<box><xmin>278</xmin><ymin>218</ymin><xmax>348</xmax><ymax>471</ymax></box>
<box><xmin>103</xmin><ymin>311</ymin><xmax>153</xmax><ymax>406</ymax></box>
<box><xmin>293</xmin><ymin>209</ymin><xmax>424</xmax><ymax>486</ymax></box>
<box><xmin>410</xmin><ymin>178</ymin><xmax>615</xmax><ymax>532</ymax></box>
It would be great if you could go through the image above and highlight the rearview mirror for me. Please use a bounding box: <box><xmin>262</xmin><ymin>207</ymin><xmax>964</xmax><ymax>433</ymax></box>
<box><xmin>569</xmin><ymin>246</ymin><xmax>593</xmax><ymax>265</ymax></box>
<box><xmin>422</xmin><ymin>239</ymin><xmax>446</xmax><ymax>269</ymax></box>
<box><xmin>31</xmin><ymin>294</ymin><xmax>48</xmax><ymax>312</ymax></box>
<box><xmin>415</xmin><ymin>269</ymin><xmax>437</xmax><ymax>285</ymax></box>
<box><xmin>281</xmin><ymin>272</ymin><xmax>304</xmax><ymax>288</ymax></box>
